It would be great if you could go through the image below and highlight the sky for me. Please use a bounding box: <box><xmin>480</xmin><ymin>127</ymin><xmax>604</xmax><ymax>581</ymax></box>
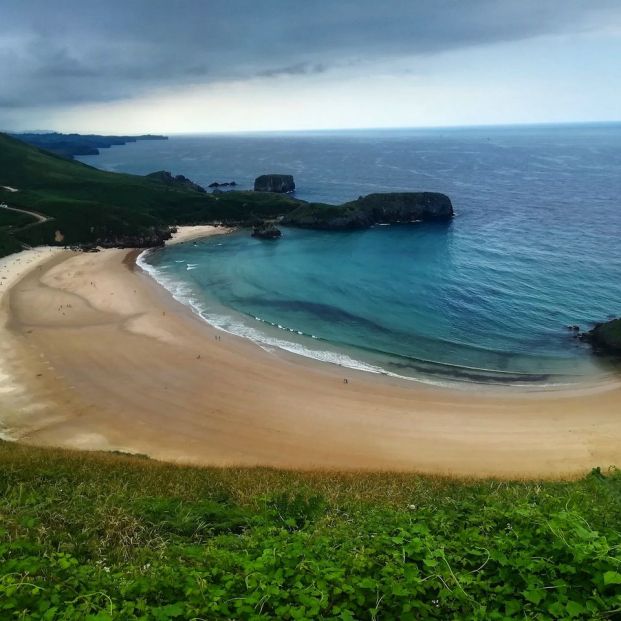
<box><xmin>1</xmin><ymin>0</ymin><xmax>620</xmax><ymax>133</ymax></box>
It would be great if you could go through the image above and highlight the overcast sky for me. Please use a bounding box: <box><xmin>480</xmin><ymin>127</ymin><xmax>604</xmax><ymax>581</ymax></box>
<box><xmin>1</xmin><ymin>0</ymin><xmax>620</xmax><ymax>133</ymax></box>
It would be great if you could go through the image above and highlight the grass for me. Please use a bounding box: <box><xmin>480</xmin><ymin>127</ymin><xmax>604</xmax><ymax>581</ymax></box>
<box><xmin>0</xmin><ymin>133</ymin><xmax>302</xmax><ymax>255</ymax></box>
<box><xmin>1</xmin><ymin>441</ymin><xmax>620</xmax><ymax>619</ymax></box>
<box><xmin>0</xmin><ymin>209</ymin><xmax>37</xmax><ymax>229</ymax></box>
<box><xmin>0</xmin><ymin>231</ymin><xmax>25</xmax><ymax>257</ymax></box>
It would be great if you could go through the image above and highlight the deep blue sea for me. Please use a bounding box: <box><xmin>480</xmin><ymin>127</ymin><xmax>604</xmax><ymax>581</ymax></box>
<box><xmin>79</xmin><ymin>125</ymin><xmax>621</xmax><ymax>386</ymax></box>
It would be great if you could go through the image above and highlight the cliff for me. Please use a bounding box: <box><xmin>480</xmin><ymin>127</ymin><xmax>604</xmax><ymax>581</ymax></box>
<box><xmin>251</xmin><ymin>222</ymin><xmax>282</xmax><ymax>239</ymax></box>
<box><xmin>282</xmin><ymin>192</ymin><xmax>453</xmax><ymax>229</ymax></box>
<box><xmin>254</xmin><ymin>174</ymin><xmax>295</xmax><ymax>193</ymax></box>
<box><xmin>145</xmin><ymin>171</ymin><xmax>206</xmax><ymax>193</ymax></box>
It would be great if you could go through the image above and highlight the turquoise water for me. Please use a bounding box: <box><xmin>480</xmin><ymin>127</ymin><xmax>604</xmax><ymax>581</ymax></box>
<box><xmin>84</xmin><ymin>125</ymin><xmax>621</xmax><ymax>385</ymax></box>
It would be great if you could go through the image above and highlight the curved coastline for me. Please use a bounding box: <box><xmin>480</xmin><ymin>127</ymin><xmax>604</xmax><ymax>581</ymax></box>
<box><xmin>138</xmin><ymin>233</ymin><xmax>614</xmax><ymax>391</ymax></box>
<box><xmin>1</xmin><ymin>243</ymin><xmax>620</xmax><ymax>478</ymax></box>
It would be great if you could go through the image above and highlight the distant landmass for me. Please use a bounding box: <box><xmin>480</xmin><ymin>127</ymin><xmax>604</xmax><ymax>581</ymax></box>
<box><xmin>282</xmin><ymin>192</ymin><xmax>453</xmax><ymax>229</ymax></box>
<box><xmin>8</xmin><ymin>132</ymin><xmax>168</xmax><ymax>159</ymax></box>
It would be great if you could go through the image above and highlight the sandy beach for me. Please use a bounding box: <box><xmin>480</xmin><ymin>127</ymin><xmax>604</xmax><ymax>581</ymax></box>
<box><xmin>0</xmin><ymin>234</ymin><xmax>620</xmax><ymax>477</ymax></box>
<box><xmin>166</xmin><ymin>225</ymin><xmax>234</xmax><ymax>245</ymax></box>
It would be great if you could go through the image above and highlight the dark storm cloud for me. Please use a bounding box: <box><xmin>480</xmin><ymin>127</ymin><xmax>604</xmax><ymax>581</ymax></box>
<box><xmin>0</xmin><ymin>0</ymin><xmax>618</xmax><ymax>108</ymax></box>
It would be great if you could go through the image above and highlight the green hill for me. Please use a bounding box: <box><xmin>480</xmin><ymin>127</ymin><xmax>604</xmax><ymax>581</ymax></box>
<box><xmin>1</xmin><ymin>441</ymin><xmax>620</xmax><ymax>620</ymax></box>
<box><xmin>0</xmin><ymin>133</ymin><xmax>300</xmax><ymax>255</ymax></box>
<box><xmin>9</xmin><ymin>132</ymin><xmax>168</xmax><ymax>159</ymax></box>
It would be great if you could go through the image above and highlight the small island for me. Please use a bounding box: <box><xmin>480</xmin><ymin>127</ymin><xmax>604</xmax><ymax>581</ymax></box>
<box><xmin>254</xmin><ymin>174</ymin><xmax>295</xmax><ymax>193</ymax></box>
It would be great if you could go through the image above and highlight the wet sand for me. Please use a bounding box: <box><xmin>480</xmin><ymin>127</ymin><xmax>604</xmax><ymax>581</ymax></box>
<box><xmin>1</xmin><ymin>243</ymin><xmax>620</xmax><ymax>478</ymax></box>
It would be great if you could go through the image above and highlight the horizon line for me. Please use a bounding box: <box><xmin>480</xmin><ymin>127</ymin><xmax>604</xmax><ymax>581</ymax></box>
<box><xmin>3</xmin><ymin>119</ymin><xmax>621</xmax><ymax>137</ymax></box>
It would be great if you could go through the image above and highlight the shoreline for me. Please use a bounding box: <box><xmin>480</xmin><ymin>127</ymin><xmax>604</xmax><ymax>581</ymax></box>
<box><xmin>0</xmin><ymin>245</ymin><xmax>620</xmax><ymax>477</ymax></box>
<box><xmin>143</xmin><ymin>231</ymin><xmax>616</xmax><ymax>395</ymax></box>
<box><xmin>165</xmin><ymin>224</ymin><xmax>235</xmax><ymax>245</ymax></box>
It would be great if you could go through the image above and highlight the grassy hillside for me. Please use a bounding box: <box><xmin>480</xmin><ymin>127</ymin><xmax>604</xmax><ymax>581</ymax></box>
<box><xmin>0</xmin><ymin>133</ymin><xmax>300</xmax><ymax>254</ymax></box>
<box><xmin>0</xmin><ymin>231</ymin><xmax>24</xmax><ymax>257</ymax></box>
<box><xmin>1</xmin><ymin>441</ymin><xmax>620</xmax><ymax>620</ymax></box>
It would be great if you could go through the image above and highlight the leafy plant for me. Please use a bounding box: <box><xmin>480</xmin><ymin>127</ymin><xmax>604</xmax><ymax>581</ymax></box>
<box><xmin>0</xmin><ymin>442</ymin><xmax>620</xmax><ymax>619</ymax></box>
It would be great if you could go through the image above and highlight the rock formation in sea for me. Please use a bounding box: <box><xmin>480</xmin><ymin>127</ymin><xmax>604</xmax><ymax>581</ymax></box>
<box><xmin>146</xmin><ymin>171</ymin><xmax>206</xmax><ymax>193</ymax></box>
<box><xmin>580</xmin><ymin>318</ymin><xmax>621</xmax><ymax>356</ymax></box>
<box><xmin>254</xmin><ymin>174</ymin><xmax>295</xmax><ymax>193</ymax></box>
<box><xmin>282</xmin><ymin>192</ymin><xmax>454</xmax><ymax>229</ymax></box>
<box><xmin>208</xmin><ymin>181</ymin><xmax>237</xmax><ymax>188</ymax></box>
<box><xmin>251</xmin><ymin>222</ymin><xmax>282</xmax><ymax>239</ymax></box>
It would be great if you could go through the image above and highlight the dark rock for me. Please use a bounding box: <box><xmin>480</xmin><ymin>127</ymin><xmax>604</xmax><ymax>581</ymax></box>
<box><xmin>146</xmin><ymin>170</ymin><xmax>206</xmax><ymax>193</ymax></box>
<box><xmin>95</xmin><ymin>226</ymin><xmax>172</xmax><ymax>249</ymax></box>
<box><xmin>580</xmin><ymin>318</ymin><xmax>621</xmax><ymax>356</ymax></box>
<box><xmin>254</xmin><ymin>174</ymin><xmax>295</xmax><ymax>193</ymax></box>
<box><xmin>209</xmin><ymin>181</ymin><xmax>237</xmax><ymax>189</ymax></box>
<box><xmin>252</xmin><ymin>222</ymin><xmax>282</xmax><ymax>239</ymax></box>
<box><xmin>282</xmin><ymin>192</ymin><xmax>453</xmax><ymax>230</ymax></box>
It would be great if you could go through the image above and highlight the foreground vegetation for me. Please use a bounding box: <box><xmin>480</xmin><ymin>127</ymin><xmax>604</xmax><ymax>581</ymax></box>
<box><xmin>1</xmin><ymin>442</ymin><xmax>620</xmax><ymax>619</ymax></box>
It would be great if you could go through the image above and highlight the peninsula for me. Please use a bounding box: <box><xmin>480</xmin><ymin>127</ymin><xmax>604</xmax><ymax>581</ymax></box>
<box><xmin>0</xmin><ymin>134</ymin><xmax>452</xmax><ymax>255</ymax></box>
<box><xmin>9</xmin><ymin>132</ymin><xmax>168</xmax><ymax>159</ymax></box>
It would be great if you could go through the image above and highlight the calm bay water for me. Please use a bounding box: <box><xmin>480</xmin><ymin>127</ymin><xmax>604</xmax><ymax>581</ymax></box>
<box><xmin>81</xmin><ymin>125</ymin><xmax>621</xmax><ymax>385</ymax></box>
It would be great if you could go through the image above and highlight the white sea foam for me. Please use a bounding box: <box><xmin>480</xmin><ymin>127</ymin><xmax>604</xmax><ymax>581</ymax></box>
<box><xmin>136</xmin><ymin>250</ymin><xmax>582</xmax><ymax>391</ymax></box>
<box><xmin>137</xmin><ymin>250</ymin><xmax>418</xmax><ymax>380</ymax></box>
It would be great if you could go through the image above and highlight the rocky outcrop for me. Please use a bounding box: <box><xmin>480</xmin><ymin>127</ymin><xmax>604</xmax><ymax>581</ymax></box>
<box><xmin>251</xmin><ymin>222</ymin><xmax>282</xmax><ymax>239</ymax></box>
<box><xmin>209</xmin><ymin>181</ymin><xmax>237</xmax><ymax>188</ymax></box>
<box><xmin>254</xmin><ymin>174</ymin><xmax>295</xmax><ymax>193</ymax></box>
<box><xmin>282</xmin><ymin>192</ymin><xmax>453</xmax><ymax>230</ymax></box>
<box><xmin>94</xmin><ymin>226</ymin><xmax>172</xmax><ymax>249</ymax></box>
<box><xmin>146</xmin><ymin>171</ymin><xmax>206</xmax><ymax>193</ymax></box>
<box><xmin>580</xmin><ymin>318</ymin><xmax>621</xmax><ymax>356</ymax></box>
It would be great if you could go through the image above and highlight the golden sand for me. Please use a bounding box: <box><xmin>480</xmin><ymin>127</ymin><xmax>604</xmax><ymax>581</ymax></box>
<box><xmin>1</xmin><ymin>240</ymin><xmax>620</xmax><ymax>478</ymax></box>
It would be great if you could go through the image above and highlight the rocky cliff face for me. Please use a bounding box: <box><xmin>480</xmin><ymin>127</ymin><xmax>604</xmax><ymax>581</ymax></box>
<box><xmin>146</xmin><ymin>171</ymin><xmax>206</xmax><ymax>193</ymax></box>
<box><xmin>251</xmin><ymin>222</ymin><xmax>282</xmax><ymax>239</ymax></box>
<box><xmin>95</xmin><ymin>226</ymin><xmax>173</xmax><ymax>249</ymax></box>
<box><xmin>254</xmin><ymin>174</ymin><xmax>295</xmax><ymax>193</ymax></box>
<box><xmin>580</xmin><ymin>318</ymin><xmax>621</xmax><ymax>356</ymax></box>
<box><xmin>282</xmin><ymin>192</ymin><xmax>453</xmax><ymax>229</ymax></box>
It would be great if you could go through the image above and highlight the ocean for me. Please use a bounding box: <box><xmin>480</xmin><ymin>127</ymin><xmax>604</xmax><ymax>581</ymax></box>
<box><xmin>79</xmin><ymin>124</ymin><xmax>621</xmax><ymax>386</ymax></box>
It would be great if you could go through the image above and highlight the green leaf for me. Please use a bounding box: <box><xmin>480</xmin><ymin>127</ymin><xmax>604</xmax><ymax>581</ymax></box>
<box><xmin>603</xmin><ymin>571</ymin><xmax>621</xmax><ymax>585</ymax></box>
<box><xmin>523</xmin><ymin>589</ymin><xmax>545</xmax><ymax>605</ymax></box>
<box><xmin>566</xmin><ymin>601</ymin><xmax>584</xmax><ymax>617</ymax></box>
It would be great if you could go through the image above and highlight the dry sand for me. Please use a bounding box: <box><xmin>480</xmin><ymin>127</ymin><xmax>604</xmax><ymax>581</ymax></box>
<box><xmin>166</xmin><ymin>225</ymin><xmax>234</xmax><ymax>245</ymax></box>
<box><xmin>0</xmin><ymin>247</ymin><xmax>65</xmax><ymax>439</ymax></box>
<box><xmin>1</xmin><ymin>240</ymin><xmax>620</xmax><ymax>478</ymax></box>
